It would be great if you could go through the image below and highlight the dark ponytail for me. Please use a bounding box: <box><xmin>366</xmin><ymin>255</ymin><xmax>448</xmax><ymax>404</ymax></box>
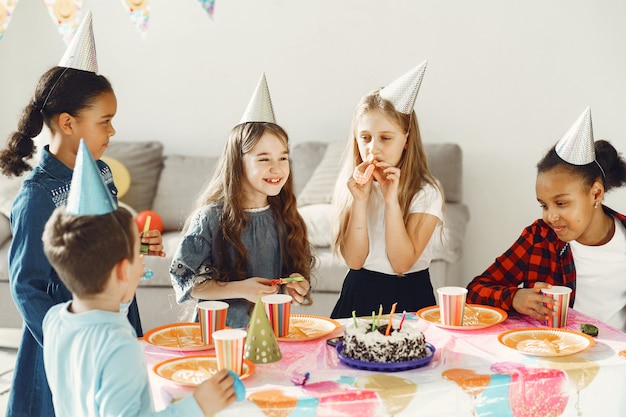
<box><xmin>0</xmin><ymin>66</ymin><xmax>113</xmax><ymax>177</ymax></box>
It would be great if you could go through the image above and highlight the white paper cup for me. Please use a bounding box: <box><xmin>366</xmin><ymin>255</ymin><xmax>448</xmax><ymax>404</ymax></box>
<box><xmin>437</xmin><ymin>286</ymin><xmax>468</xmax><ymax>326</ymax></box>
<box><xmin>262</xmin><ymin>294</ymin><xmax>292</xmax><ymax>337</ymax></box>
<box><xmin>212</xmin><ymin>329</ymin><xmax>247</xmax><ymax>375</ymax></box>
<box><xmin>541</xmin><ymin>286</ymin><xmax>572</xmax><ymax>328</ymax></box>
<box><xmin>197</xmin><ymin>300</ymin><xmax>229</xmax><ymax>345</ymax></box>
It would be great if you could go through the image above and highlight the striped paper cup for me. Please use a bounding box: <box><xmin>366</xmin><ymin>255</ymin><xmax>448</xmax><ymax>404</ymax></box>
<box><xmin>541</xmin><ymin>286</ymin><xmax>572</xmax><ymax>328</ymax></box>
<box><xmin>262</xmin><ymin>294</ymin><xmax>292</xmax><ymax>337</ymax></box>
<box><xmin>212</xmin><ymin>329</ymin><xmax>247</xmax><ymax>375</ymax></box>
<box><xmin>197</xmin><ymin>301</ymin><xmax>229</xmax><ymax>345</ymax></box>
<box><xmin>437</xmin><ymin>286</ymin><xmax>467</xmax><ymax>326</ymax></box>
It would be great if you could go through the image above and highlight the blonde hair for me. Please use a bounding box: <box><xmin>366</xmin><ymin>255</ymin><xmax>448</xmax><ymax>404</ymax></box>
<box><xmin>331</xmin><ymin>89</ymin><xmax>444</xmax><ymax>256</ymax></box>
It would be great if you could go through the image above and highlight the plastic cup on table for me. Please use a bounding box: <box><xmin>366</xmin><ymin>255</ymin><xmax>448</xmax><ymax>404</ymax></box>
<box><xmin>197</xmin><ymin>300</ymin><xmax>229</xmax><ymax>345</ymax></box>
<box><xmin>262</xmin><ymin>294</ymin><xmax>292</xmax><ymax>337</ymax></box>
<box><xmin>541</xmin><ymin>286</ymin><xmax>572</xmax><ymax>328</ymax></box>
<box><xmin>212</xmin><ymin>329</ymin><xmax>247</xmax><ymax>375</ymax></box>
<box><xmin>437</xmin><ymin>286</ymin><xmax>468</xmax><ymax>326</ymax></box>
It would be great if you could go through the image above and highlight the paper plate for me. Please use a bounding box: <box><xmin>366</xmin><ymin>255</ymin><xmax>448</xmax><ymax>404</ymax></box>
<box><xmin>144</xmin><ymin>322</ymin><xmax>211</xmax><ymax>351</ymax></box>
<box><xmin>153</xmin><ymin>355</ymin><xmax>254</xmax><ymax>387</ymax></box>
<box><xmin>417</xmin><ymin>305</ymin><xmax>507</xmax><ymax>330</ymax></box>
<box><xmin>498</xmin><ymin>327</ymin><xmax>595</xmax><ymax>357</ymax></box>
<box><xmin>277</xmin><ymin>315</ymin><xmax>341</xmax><ymax>342</ymax></box>
<box><xmin>337</xmin><ymin>342</ymin><xmax>435</xmax><ymax>372</ymax></box>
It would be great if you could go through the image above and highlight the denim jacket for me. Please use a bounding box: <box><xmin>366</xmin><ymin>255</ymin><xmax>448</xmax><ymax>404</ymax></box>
<box><xmin>6</xmin><ymin>146</ymin><xmax>142</xmax><ymax>417</ymax></box>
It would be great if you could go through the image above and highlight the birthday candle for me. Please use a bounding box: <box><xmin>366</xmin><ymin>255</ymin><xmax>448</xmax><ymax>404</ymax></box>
<box><xmin>377</xmin><ymin>304</ymin><xmax>383</xmax><ymax>327</ymax></box>
<box><xmin>352</xmin><ymin>310</ymin><xmax>358</xmax><ymax>328</ymax></box>
<box><xmin>399</xmin><ymin>310</ymin><xmax>407</xmax><ymax>331</ymax></box>
<box><xmin>371</xmin><ymin>311</ymin><xmax>375</xmax><ymax>332</ymax></box>
<box><xmin>385</xmin><ymin>303</ymin><xmax>397</xmax><ymax>336</ymax></box>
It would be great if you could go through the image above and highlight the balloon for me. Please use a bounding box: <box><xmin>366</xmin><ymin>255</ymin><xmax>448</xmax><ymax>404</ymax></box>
<box><xmin>355</xmin><ymin>374</ymin><xmax>417</xmax><ymax>415</ymax></box>
<box><xmin>135</xmin><ymin>210</ymin><xmax>163</xmax><ymax>233</ymax></box>
<box><xmin>101</xmin><ymin>156</ymin><xmax>131</xmax><ymax>198</ymax></box>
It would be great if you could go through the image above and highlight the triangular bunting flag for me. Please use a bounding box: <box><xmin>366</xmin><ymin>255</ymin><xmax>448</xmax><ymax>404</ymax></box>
<box><xmin>0</xmin><ymin>0</ymin><xmax>19</xmax><ymax>41</ymax></box>
<box><xmin>120</xmin><ymin>0</ymin><xmax>150</xmax><ymax>38</ymax></box>
<box><xmin>243</xmin><ymin>298</ymin><xmax>282</xmax><ymax>364</ymax></box>
<box><xmin>197</xmin><ymin>0</ymin><xmax>215</xmax><ymax>18</ymax></box>
<box><xmin>42</xmin><ymin>0</ymin><xmax>84</xmax><ymax>45</ymax></box>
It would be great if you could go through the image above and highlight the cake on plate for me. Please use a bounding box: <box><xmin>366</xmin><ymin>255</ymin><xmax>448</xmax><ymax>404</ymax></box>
<box><xmin>341</xmin><ymin>320</ymin><xmax>428</xmax><ymax>363</ymax></box>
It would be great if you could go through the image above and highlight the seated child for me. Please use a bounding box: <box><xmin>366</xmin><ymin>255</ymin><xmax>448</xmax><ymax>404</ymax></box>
<box><xmin>42</xmin><ymin>141</ymin><xmax>237</xmax><ymax>416</ymax></box>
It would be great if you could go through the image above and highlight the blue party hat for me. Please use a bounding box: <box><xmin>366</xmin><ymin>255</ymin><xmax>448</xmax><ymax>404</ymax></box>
<box><xmin>66</xmin><ymin>140</ymin><xmax>117</xmax><ymax>215</ymax></box>
<box><xmin>379</xmin><ymin>61</ymin><xmax>427</xmax><ymax>115</ymax></box>
<box><xmin>240</xmin><ymin>73</ymin><xmax>276</xmax><ymax>124</ymax></box>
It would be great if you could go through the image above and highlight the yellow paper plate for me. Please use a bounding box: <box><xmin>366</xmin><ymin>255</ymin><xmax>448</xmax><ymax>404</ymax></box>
<box><xmin>498</xmin><ymin>327</ymin><xmax>595</xmax><ymax>357</ymax></box>
<box><xmin>144</xmin><ymin>322</ymin><xmax>212</xmax><ymax>351</ymax></box>
<box><xmin>417</xmin><ymin>305</ymin><xmax>507</xmax><ymax>330</ymax></box>
<box><xmin>154</xmin><ymin>355</ymin><xmax>254</xmax><ymax>387</ymax></box>
<box><xmin>277</xmin><ymin>315</ymin><xmax>341</xmax><ymax>342</ymax></box>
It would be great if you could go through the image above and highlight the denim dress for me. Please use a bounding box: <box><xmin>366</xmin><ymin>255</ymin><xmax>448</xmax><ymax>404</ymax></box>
<box><xmin>170</xmin><ymin>203</ymin><xmax>282</xmax><ymax>329</ymax></box>
<box><xmin>6</xmin><ymin>146</ymin><xmax>143</xmax><ymax>417</ymax></box>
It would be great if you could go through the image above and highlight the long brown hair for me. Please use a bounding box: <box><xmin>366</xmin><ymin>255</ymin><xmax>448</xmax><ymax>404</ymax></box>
<box><xmin>188</xmin><ymin>122</ymin><xmax>313</xmax><ymax>304</ymax></box>
<box><xmin>332</xmin><ymin>89</ymin><xmax>444</xmax><ymax>255</ymax></box>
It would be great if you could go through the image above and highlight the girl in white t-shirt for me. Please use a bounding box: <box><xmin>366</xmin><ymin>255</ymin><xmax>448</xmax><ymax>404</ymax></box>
<box><xmin>330</xmin><ymin>62</ymin><xmax>445</xmax><ymax>319</ymax></box>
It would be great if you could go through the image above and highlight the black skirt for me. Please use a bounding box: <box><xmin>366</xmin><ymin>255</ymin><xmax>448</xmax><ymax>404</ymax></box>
<box><xmin>330</xmin><ymin>268</ymin><xmax>436</xmax><ymax>319</ymax></box>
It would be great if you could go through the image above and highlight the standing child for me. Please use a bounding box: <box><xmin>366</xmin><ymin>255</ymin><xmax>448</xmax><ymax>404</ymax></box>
<box><xmin>330</xmin><ymin>61</ymin><xmax>445</xmax><ymax>319</ymax></box>
<box><xmin>42</xmin><ymin>141</ymin><xmax>237</xmax><ymax>416</ymax></box>
<box><xmin>169</xmin><ymin>74</ymin><xmax>312</xmax><ymax>329</ymax></box>
<box><xmin>467</xmin><ymin>108</ymin><xmax>626</xmax><ymax>331</ymax></box>
<box><xmin>0</xmin><ymin>13</ymin><xmax>163</xmax><ymax>417</ymax></box>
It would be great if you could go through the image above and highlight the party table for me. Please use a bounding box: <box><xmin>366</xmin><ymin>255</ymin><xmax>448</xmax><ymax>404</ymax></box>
<box><xmin>144</xmin><ymin>309</ymin><xmax>626</xmax><ymax>417</ymax></box>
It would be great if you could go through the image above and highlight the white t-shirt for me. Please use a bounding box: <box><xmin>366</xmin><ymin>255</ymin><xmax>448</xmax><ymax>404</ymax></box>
<box><xmin>570</xmin><ymin>216</ymin><xmax>626</xmax><ymax>332</ymax></box>
<box><xmin>362</xmin><ymin>181</ymin><xmax>444</xmax><ymax>275</ymax></box>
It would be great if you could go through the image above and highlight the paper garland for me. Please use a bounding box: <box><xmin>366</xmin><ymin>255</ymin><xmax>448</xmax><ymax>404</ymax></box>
<box><xmin>121</xmin><ymin>0</ymin><xmax>149</xmax><ymax>38</ymax></box>
<box><xmin>0</xmin><ymin>0</ymin><xmax>18</xmax><ymax>41</ymax></box>
<box><xmin>43</xmin><ymin>0</ymin><xmax>83</xmax><ymax>45</ymax></box>
<box><xmin>197</xmin><ymin>0</ymin><xmax>215</xmax><ymax>18</ymax></box>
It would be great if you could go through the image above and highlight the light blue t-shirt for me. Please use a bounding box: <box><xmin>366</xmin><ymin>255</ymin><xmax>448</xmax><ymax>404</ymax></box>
<box><xmin>43</xmin><ymin>301</ymin><xmax>203</xmax><ymax>416</ymax></box>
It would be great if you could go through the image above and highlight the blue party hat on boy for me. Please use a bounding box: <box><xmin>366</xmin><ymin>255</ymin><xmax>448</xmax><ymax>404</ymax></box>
<box><xmin>66</xmin><ymin>140</ymin><xmax>117</xmax><ymax>215</ymax></box>
<box><xmin>58</xmin><ymin>11</ymin><xmax>98</xmax><ymax>73</ymax></box>
<box><xmin>240</xmin><ymin>73</ymin><xmax>276</xmax><ymax>124</ymax></box>
<box><xmin>380</xmin><ymin>60</ymin><xmax>427</xmax><ymax>115</ymax></box>
<box><xmin>555</xmin><ymin>107</ymin><xmax>595</xmax><ymax>165</ymax></box>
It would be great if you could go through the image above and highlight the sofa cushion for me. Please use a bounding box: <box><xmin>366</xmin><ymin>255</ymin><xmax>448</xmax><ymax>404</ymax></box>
<box><xmin>152</xmin><ymin>154</ymin><xmax>219</xmax><ymax>232</ymax></box>
<box><xmin>298</xmin><ymin>204</ymin><xmax>332</xmax><ymax>248</ymax></box>
<box><xmin>290</xmin><ymin>141</ymin><xmax>329</xmax><ymax>197</ymax></box>
<box><xmin>433</xmin><ymin>203</ymin><xmax>470</xmax><ymax>263</ymax></box>
<box><xmin>105</xmin><ymin>141</ymin><xmax>164</xmax><ymax>212</ymax></box>
<box><xmin>297</xmin><ymin>141</ymin><xmax>345</xmax><ymax>206</ymax></box>
<box><xmin>425</xmin><ymin>143</ymin><xmax>463</xmax><ymax>203</ymax></box>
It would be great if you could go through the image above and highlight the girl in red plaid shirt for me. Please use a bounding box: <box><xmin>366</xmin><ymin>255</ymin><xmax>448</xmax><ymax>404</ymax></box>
<box><xmin>467</xmin><ymin>108</ymin><xmax>626</xmax><ymax>331</ymax></box>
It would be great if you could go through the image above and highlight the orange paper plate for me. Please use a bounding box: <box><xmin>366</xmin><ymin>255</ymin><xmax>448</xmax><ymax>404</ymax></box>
<box><xmin>498</xmin><ymin>327</ymin><xmax>595</xmax><ymax>357</ymax></box>
<box><xmin>154</xmin><ymin>355</ymin><xmax>254</xmax><ymax>387</ymax></box>
<box><xmin>144</xmin><ymin>322</ymin><xmax>211</xmax><ymax>351</ymax></box>
<box><xmin>417</xmin><ymin>305</ymin><xmax>507</xmax><ymax>330</ymax></box>
<box><xmin>277</xmin><ymin>315</ymin><xmax>341</xmax><ymax>342</ymax></box>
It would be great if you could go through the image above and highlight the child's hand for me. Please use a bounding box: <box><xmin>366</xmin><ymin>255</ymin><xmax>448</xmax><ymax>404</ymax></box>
<box><xmin>282</xmin><ymin>273</ymin><xmax>310</xmax><ymax>304</ymax></box>
<box><xmin>348</xmin><ymin>160</ymin><xmax>375</xmax><ymax>201</ymax></box>
<box><xmin>512</xmin><ymin>282</ymin><xmax>556</xmax><ymax>321</ymax></box>
<box><xmin>141</xmin><ymin>229</ymin><xmax>166</xmax><ymax>257</ymax></box>
<box><xmin>372</xmin><ymin>161</ymin><xmax>401</xmax><ymax>203</ymax></box>
<box><xmin>239</xmin><ymin>277</ymin><xmax>278</xmax><ymax>303</ymax></box>
<box><xmin>193</xmin><ymin>369</ymin><xmax>236</xmax><ymax>415</ymax></box>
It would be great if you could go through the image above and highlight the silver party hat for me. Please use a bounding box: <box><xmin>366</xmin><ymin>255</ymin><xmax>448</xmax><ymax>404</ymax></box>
<box><xmin>66</xmin><ymin>140</ymin><xmax>117</xmax><ymax>216</ymax></box>
<box><xmin>240</xmin><ymin>73</ymin><xmax>276</xmax><ymax>124</ymax></box>
<box><xmin>555</xmin><ymin>107</ymin><xmax>595</xmax><ymax>165</ymax></box>
<box><xmin>58</xmin><ymin>11</ymin><xmax>98</xmax><ymax>73</ymax></box>
<box><xmin>379</xmin><ymin>60</ymin><xmax>427</xmax><ymax>115</ymax></box>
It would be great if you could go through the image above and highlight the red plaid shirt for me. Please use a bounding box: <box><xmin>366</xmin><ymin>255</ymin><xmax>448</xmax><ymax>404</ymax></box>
<box><xmin>467</xmin><ymin>206</ymin><xmax>626</xmax><ymax>312</ymax></box>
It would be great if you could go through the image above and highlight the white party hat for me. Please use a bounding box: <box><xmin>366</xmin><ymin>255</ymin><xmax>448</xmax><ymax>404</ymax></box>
<box><xmin>58</xmin><ymin>11</ymin><xmax>98</xmax><ymax>73</ymax></box>
<box><xmin>240</xmin><ymin>73</ymin><xmax>276</xmax><ymax>124</ymax></box>
<box><xmin>66</xmin><ymin>140</ymin><xmax>117</xmax><ymax>215</ymax></box>
<box><xmin>379</xmin><ymin>60</ymin><xmax>427</xmax><ymax>115</ymax></box>
<box><xmin>555</xmin><ymin>107</ymin><xmax>595</xmax><ymax>165</ymax></box>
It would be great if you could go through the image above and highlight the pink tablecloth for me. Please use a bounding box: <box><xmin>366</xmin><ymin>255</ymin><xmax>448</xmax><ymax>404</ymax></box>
<box><xmin>144</xmin><ymin>309</ymin><xmax>626</xmax><ymax>417</ymax></box>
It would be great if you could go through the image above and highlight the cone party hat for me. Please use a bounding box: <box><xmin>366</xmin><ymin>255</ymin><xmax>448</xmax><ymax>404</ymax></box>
<box><xmin>58</xmin><ymin>10</ymin><xmax>98</xmax><ymax>73</ymax></box>
<box><xmin>555</xmin><ymin>107</ymin><xmax>595</xmax><ymax>165</ymax></box>
<box><xmin>66</xmin><ymin>140</ymin><xmax>117</xmax><ymax>216</ymax></box>
<box><xmin>379</xmin><ymin>60</ymin><xmax>427</xmax><ymax>115</ymax></box>
<box><xmin>240</xmin><ymin>73</ymin><xmax>276</xmax><ymax>124</ymax></box>
<box><xmin>244</xmin><ymin>298</ymin><xmax>282</xmax><ymax>364</ymax></box>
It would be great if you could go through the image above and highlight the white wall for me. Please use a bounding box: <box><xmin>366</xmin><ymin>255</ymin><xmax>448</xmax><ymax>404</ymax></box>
<box><xmin>2</xmin><ymin>0</ymin><xmax>626</xmax><ymax>284</ymax></box>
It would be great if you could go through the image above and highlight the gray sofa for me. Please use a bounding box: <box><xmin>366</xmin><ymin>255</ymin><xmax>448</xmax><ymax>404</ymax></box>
<box><xmin>0</xmin><ymin>140</ymin><xmax>469</xmax><ymax>332</ymax></box>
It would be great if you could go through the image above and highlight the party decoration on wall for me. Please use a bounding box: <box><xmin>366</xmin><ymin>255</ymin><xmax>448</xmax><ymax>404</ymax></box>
<box><xmin>197</xmin><ymin>0</ymin><xmax>215</xmax><ymax>18</ymax></box>
<box><xmin>43</xmin><ymin>0</ymin><xmax>83</xmax><ymax>45</ymax></box>
<box><xmin>0</xmin><ymin>0</ymin><xmax>18</xmax><ymax>41</ymax></box>
<box><xmin>121</xmin><ymin>0</ymin><xmax>149</xmax><ymax>37</ymax></box>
